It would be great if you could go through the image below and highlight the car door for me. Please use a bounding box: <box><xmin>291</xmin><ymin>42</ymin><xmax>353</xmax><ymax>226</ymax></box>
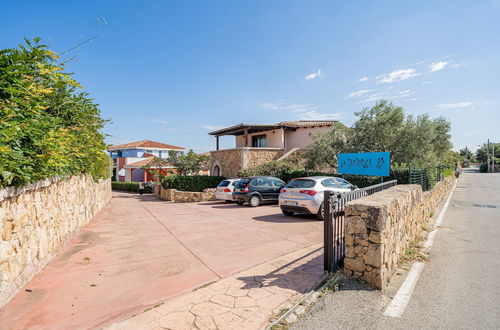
<box><xmin>250</xmin><ymin>178</ymin><xmax>267</xmax><ymax>198</ymax></box>
<box><xmin>270</xmin><ymin>179</ymin><xmax>285</xmax><ymax>200</ymax></box>
<box><xmin>258</xmin><ymin>178</ymin><xmax>275</xmax><ymax>200</ymax></box>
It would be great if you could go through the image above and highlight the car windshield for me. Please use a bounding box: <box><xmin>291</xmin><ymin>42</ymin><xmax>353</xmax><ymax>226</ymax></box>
<box><xmin>217</xmin><ymin>181</ymin><xmax>230</xmax><ymax>187</ymax></box>
<box><xmin>235</xmin><ymin>179</ymin><xmax>250</xmax><ymax>188</ymax></box>
<box><xmin>286</xmin><ymin>179</ymin><xmax>316</xmax><ymax>188</ymax></box>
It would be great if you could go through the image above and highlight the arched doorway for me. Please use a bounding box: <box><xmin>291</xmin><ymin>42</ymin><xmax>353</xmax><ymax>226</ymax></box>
<box><xmin>212</xmin><ymin>164</ymin><xmax>221</xmax><ymax>176</ymax></box>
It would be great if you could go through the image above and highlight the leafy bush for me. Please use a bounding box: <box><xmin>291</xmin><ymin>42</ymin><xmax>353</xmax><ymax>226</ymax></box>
<box><xmin>162</xmin><ymin>175</ymin><xmax>226</xmax><ymax>192</ymax></box>
<box><xmin>238</xmin><ymin>161</ymin><xmax>413</xmax><ymax>188</ymax></box>
<box><xmin>111</xmin><ymin>182</ymin><xmax>140</xmax><ymax>192</ymax></box>
<box><xmin>238</xmin><ymin>161</ymin><xmax>303</xmax><ymax>181</ymax></box>
<box><xmin>0</xmin><ymin>38</ymin><xmax>110</xmax><ymax>188</ymax></box>
<box><xmin>479</xmin><ymin>163</ymin><xmax>488</xmax><ymax>173</ymax></box>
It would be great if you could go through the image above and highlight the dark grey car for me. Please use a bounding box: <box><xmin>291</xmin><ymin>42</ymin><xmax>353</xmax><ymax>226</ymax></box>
<box><xmin>232</xmin><ymin>176</ymin><xmax>286</xmax><ymax>207</ymax></box>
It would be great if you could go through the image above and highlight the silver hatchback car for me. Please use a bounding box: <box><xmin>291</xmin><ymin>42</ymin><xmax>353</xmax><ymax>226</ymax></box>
<box><xmin>279</xmin><ymin>176</ymin><xmax>357</xmax><ymax>220</ymax></box>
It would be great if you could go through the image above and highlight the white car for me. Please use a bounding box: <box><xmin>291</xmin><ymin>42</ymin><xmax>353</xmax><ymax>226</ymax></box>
<box><xmin>279</xmin><ymin>176</ymin><xmax>357</xmax><ymax>220</ymax></box>
<box><xmin>215</xmin><ymin>178</ymin><xmax>240</xmax><ymax>202</ymax></box>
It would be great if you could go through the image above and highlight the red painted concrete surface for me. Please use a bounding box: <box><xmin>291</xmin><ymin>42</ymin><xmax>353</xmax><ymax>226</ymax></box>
<box><xmin>0</xmin><ymin>192</ymin><xmax>322</xmax><ymax>330</ymax></box>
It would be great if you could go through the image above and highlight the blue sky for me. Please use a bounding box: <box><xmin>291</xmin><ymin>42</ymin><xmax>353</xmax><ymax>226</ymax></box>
<box><xmin>2</xmin><ymin>0</ymin><xmax>499</xmax><ymax>152</ymax></box>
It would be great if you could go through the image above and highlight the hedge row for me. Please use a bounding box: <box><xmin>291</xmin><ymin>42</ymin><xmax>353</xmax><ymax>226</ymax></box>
<box><xmin>111</xmin><ymin>182</ymin><xmax>140</xmax><ymax>192</ymax></box>
<box><xmin>162</xmin><ymin>175</ymin><xmax>226</xmax><ymax>192</ymax></box>
<box><xmin>237</xmin><ymin>161</ymin><xmax>445</xmax><ymax>190</ymax></box>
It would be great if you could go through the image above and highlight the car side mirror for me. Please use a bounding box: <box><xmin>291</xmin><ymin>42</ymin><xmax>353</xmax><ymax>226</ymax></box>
<box><xmin>351</xmin><ymin>185</ymin><xmax>357</xmax><ymax>191</ymax></box>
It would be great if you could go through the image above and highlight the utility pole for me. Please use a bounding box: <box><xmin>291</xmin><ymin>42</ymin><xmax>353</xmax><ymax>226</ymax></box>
<box><xmin>487</xmin><ymin>139</ymin><xmax>490</xmax><ymax>172</ymax></box>
<box><xmin>493</xmin><ymin>142</ymin><xmax>496</xmax><ymax>172</ymax></box>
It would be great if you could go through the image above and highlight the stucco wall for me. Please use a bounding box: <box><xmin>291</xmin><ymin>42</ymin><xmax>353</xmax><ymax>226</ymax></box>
<box><xmin>343</xmin><ymin>176</ymin><xmax>455</xmax><ymax>289</ymax></box>
<box><xmin>0</xmin><ymin>175</ymin><xmax>112</xmax><ymax>307</ymax></box>
<box><xmin>284</xmin><ymin>126</ymin><xmax>331</xmax><ymax>149</ymax></box>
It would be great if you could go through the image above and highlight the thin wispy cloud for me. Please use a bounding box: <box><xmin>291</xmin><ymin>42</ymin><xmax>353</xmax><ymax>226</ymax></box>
<box><xmin>357</xmin><ymin>77</ymin><xmax>369</xmax><ymax>82</ymax></box>
<box><xmin>346</xmin><ymin>89</ymin><xmax>374</xmax><ymax>99</ymax></box>
<box><xmin>260</xmin><ymin>101</ymin><xmax>344</xmax><ymax>120</ymax></box>
<box><xmin>429</xmin><ymin>61</ymin><xmax>448</xmax><ymax>72</ymax></box>
<box><xmin>437</xmin><ymin>102</ymin><xmax>473</xmax><ymax>109</ymax></box>
<box><xmin>376</xmin><ymin>68</ymin><xmax>419</xmax><ymax>83</ymax></box>
<box><xmin>165</xmin><ymin>127</ymin><xmax>195</xmax><ymax>133</ymax></box>
<box><xmin>150</xmin><ymin>118</ymin><xmax>168</xmax><ymax>125</ymax></box>
<box><xmin>359</xmin><ymin>89</ymin><xmax>414</xmax><ymax>103</ymax></box>
<box><xmin>202</xmin><ymin>125</ymin><xmax>225</xmax><ymax>131</ymax></box>
<box><xmin>305</xmin><ymin>69</ymin><xmax>322</xmax><ymax>80</ymax></box>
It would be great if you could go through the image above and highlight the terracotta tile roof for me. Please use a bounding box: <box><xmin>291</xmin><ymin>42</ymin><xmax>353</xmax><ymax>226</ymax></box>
<box><xmin>108</xmin><ymin>140</ymin><xmax>184</xmax><ymax>151</ymax></box>
<box><xmin>125</xmin><ymin>157</ymin><xmax>174</xmax><ymax>168</ymax></box>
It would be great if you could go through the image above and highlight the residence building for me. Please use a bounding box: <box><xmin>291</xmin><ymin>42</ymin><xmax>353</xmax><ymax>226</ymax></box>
<box><xmin>208</xmin><ymin>120</ymin><xmax>339</xmax><ymax>178</ymax></box>
<box><xmin>108</xmin><ymin>140</ymin><xmax>185</xmax><ymax>182</ymax></box>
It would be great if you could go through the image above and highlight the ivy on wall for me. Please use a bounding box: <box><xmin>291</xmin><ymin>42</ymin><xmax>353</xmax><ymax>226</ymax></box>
<box><xmin>0</xmin><ymin>38</ymin><xmax>111</xmax><ymax>188</ymax></box>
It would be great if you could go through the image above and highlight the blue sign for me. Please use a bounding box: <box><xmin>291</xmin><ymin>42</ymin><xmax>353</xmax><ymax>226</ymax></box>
<box><xmin>338</xmin><ymin>152</ymin><xmax>390</xmax><ymax>176</ymax></box>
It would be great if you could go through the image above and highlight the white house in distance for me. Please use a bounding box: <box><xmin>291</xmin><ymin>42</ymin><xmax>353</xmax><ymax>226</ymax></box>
<box><xmin>108</xmin><ymin>140</ymin><xmax>185</xmax><ymax>182</ymax></box>
<box><xmin>208</xmin><ymin>120</ymin><xmax>340</xmax><ymax>178</ymax></box>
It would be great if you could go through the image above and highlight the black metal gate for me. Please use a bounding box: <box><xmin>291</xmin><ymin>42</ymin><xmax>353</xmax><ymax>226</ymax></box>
<box><xmin>323</xmin><ymin>180</ymin><xmax>398</xmax><ymax>272</ymax></box>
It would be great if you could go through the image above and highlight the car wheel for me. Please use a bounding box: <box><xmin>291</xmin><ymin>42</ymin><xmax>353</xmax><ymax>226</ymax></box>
<box><xmin>281</xmin><ymin>209</ymin><xmax>294</xmax><ymax>216</ymax></box>
<box><xmin>249</xmin><ymin>195</ymin><xmax>261</xmax><ymax>207</ymax></box>
<box><xmin>236</xmin><ymin>201</ymin><xmax>244</xmax><ymax>205</ymax></box>
<box><xmin>316</xmin><ymin>203</ymin><xmax>325</xmax><ymax>220</ymax></box>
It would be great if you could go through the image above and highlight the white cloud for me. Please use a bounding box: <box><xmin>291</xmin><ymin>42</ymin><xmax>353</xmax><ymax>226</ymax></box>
<box><xmin>451</xmin><ymin>63</ymin><xmax>462</xmax><ymax>69</ymax></box>
<box><xmin>358</xmin><ymin>76</ymin><xmax>369</xmax><ymax>82</ymax></box>
<box><xmin>437</xmin><ymin>102</ymin><xmax>473</xmax><ymax>109</ymax></box>
<box><xmin>376</xmin><ymin>68</ymin><xmax>419</xmax><ymax>83</ymax></box>
<box><xmin>429</xmin><ymin>61</ymin><xmax>448</xmax><ymax>72</ymax></box>
<box><xmin>260</xmin><ymin>101</ymin><xmax>344</xmax><ymax>120</ymax></box>
<box><xmin>202</xmin><ymin>125</ymin><xmax>225</xmax><ymax>131</ymax></box>
<box><xmin>305</xmin><ymin>69</ymin><xmax>322</xmax><ymax>80</ymax></box>
<box><xmin>359</xmin><ymin>89</ymin><xmax>414</xmax><ymax>103</ymax></box>
<box><xmin>300</xmin><ymin>111</ymin><xmax>345</xmax><ymax>120</ymax></box>
<box><xmin>346</xmin><ymin>89</ymin><xmax>374</xmax><ymax>99</ymax></box>
<box><xmin>150</xmin><ymin>118</ymin><xmax>168</xmax><ymax>125</ymax></box>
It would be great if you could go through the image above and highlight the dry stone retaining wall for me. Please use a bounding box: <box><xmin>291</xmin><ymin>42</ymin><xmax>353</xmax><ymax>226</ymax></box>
<box><xmin>159</xmin><ymin>187</ymin><xmax>216</xmax><ymax>203</ymax></box>
<box><xmin>0</xmin><ymin>175</ymin><xmax>111</xmax><ymax>307</ymax></box>
<box><xmin>344</xmin><ymin>176</ymin><xmax>455</xmax><ymax>289</ymax></box>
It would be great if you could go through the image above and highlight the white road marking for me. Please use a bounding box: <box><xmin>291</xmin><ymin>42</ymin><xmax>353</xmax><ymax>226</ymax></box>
<box><xmin>383</xmin><ymin>180</ymin><xmax>457</xmax><ymax>318</ymax></box>
<box><xmin>383</xmin><ymin>262</ymin><xmax>425</xmax><ymax>318</ymax></box>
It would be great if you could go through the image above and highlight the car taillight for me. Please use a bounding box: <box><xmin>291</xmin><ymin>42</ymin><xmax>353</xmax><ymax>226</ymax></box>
<box><xmin>223</xmin><ymin>188</ymin><xmax>231</xmax><ymax>193</ymax></box>
<box><xmin>280</xmin><ymin>188</ymin><xmax>287</xmax><ymax>193</ymax></box>
<box><xmin>243</xmin><ymin>184</ymin><xmax>249</xmax><ymax>192</ymax></box>
<box><xmin>299</xmin><ymin>190</ymin><xmax>317</xmax><ymax>196</ymax></box>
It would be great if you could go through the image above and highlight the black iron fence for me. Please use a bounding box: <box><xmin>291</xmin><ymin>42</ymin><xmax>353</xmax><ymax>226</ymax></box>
<box><xmin>323</xmin><ymin>180</ymin><xmax>398</xmax><ymax>273</ymax></box>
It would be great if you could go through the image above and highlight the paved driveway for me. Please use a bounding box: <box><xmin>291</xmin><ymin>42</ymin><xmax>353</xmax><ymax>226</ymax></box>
<box><xmin>0</xmin><ymin>191</ymin><xmax>323</xmax><ymax>329</ymax></box>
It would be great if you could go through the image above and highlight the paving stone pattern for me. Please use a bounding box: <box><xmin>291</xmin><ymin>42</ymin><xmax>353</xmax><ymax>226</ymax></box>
<box><xmin>106</xmin><ymin>244</ymin><xmax>324</xmax><ymax>330</ymax></box>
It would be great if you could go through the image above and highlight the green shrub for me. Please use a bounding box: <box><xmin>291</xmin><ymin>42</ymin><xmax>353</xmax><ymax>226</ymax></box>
<box><xmin>0</xmin><ymin>38</ymin><xmax>110</xmax><ymax>188</ymax></box>
<box><xmin>162</xmin><ymin>175</ymin><xmax>226</xmax><ymax>192</ymax></box>
<box><xmin>479</xmin><ymin>163</ymin><xmax>488</xmax><ymax>173</ymax></box>
<box><xmin>111</xmin><ymin>182</ymin><xmax>140</xmax><ymax>192</ymax></box>
<box><xmin>239</xmin><ymin>163</ymin><xmax>412</xmax><ymax>188</ymax></box>
<box><xmin>443</xmin><ymin>169</ymin><xmax>454</xmax><ymax>177</ymax></box>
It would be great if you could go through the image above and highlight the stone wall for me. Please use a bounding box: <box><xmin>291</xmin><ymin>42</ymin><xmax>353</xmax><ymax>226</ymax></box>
<box><xmin>0</xmin><ymin>175</ymin><xmax>111</xmax><ymax>307</ymax></box>
<box><xmin>343</xmin><ymin>176</ymin><xmax>455</xmax><ymax>289</ymax></box>
<box><xmin>210</xmin><ymin>148</ymin><xmax>284</xmax><ymax>178</ymax></box>
<box><xmin>159</xmin><ymin>188</ymin><xmax>216</xmax><ymax>203</ymax></box>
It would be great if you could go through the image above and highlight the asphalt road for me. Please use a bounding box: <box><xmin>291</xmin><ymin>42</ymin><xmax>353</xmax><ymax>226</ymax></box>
<box><xmin>292</xmin><ymin>168</ymin><xmax>500</xmax><ymax>329</ymax></box>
